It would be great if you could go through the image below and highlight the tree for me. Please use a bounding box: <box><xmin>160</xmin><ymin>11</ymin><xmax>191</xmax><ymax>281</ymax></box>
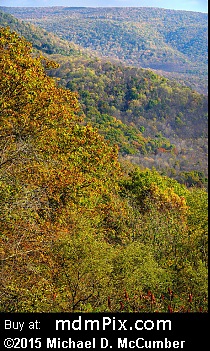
<box><xmin>0</xmin><ymin>28</ymin><xmax>124</xmax><ymax>311</ymax></box>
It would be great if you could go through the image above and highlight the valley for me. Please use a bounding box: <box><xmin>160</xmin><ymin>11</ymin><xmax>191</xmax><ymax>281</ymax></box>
<box><xmin>0</xmin><ymin>7</ymin><xmax>208</xmax><ymax>313</ymax></box>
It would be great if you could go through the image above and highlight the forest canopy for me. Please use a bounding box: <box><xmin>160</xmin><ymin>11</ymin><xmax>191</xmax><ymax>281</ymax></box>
<box><xmin>0</xmin><ymin>27</ymin><xmax>208</xmax><ymax>312</ymax></box>
<box><xmin>0</xmin><ymin>9</ymin><xmax>208</xmax><ymax>184</ymax></box>
<box><xmin>1</xmin><ymin>6</ymin><xmax>207</xmax><ymax>94</ymax></box>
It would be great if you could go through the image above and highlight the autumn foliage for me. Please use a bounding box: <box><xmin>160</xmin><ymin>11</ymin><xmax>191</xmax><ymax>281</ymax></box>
<box><xmin>0</xmin><ymin>28</ymin><xmax>208</xmax><ymax>312</ymax></box>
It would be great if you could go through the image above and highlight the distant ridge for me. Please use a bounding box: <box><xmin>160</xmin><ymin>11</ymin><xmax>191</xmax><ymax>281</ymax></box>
<box><xmin>1</xmin><ymin>6</ymin><xmax>207</xmax><ymax>94</ymax></box>
<box><xmin>0</xmin><ymin>8</ymin><xmax>208</xmax><ymax>179</ymax></box>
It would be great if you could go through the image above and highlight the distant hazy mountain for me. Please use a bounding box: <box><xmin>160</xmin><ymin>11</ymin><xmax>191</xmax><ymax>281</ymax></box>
<box><xmin>0</xmin><ymin>8</ymin><xmax>208</xmax><ymax>180</ymax></box>
<box><xmin>1</xmin><ymin>6</ymin><xmax>208</xmax><ymax>94</ymax></box>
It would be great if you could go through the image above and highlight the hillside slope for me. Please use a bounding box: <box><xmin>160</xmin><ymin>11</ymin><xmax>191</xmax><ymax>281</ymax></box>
<box><xmin>0</xmin><ymin>10</ymin><xmax>208</xmax><ymax>182</ymax></box>
<box><xmin>0</xmin><ymin>27</ymin><xmax>208</xmax><ymax>313</ymax></box>
<box><xmin>1</xmin><ymin>6</ymin><xmax>208</xmax><ymax>94</ymax></box>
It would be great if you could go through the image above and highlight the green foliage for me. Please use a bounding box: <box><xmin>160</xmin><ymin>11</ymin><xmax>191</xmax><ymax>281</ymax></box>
<box><xmin>0</xmin><ymin>27</ymin><xmax>124</xmax><ymax>311</ymax></box>
<box><xmin>0</xmin><ymin>10</ymin><xmax>208</xmax><ymax>180</ymax></box>
<box><xmin>0</xmin><ymin>11</ymin><xmax>83</xmax><ymax>57</ymax></box>
<box><xmin>0</xmin><ymin>28</ymin><xmax>208</xmax><ymax>313</ymax></box>
<box><xmin>51</xmin><ymin>229</ymin><xmax>115</xmax><ymax>312</ymax></box>
<box><xmin>177</xmin><ymin>170</ymin><xmax>208</xmax><ymax>188</ymax></box>
<box><xmin>1</xmin><ymin>7</ymin><xmax>207</xmax><ymax>94</ymax></box>
<box><xmin>113</xmin><ymin>242</ymin><xmax>171</xmax><ymax>294</ymax></box>
<box><xmin>48</xmin><ymin>55</ymin><xmax>207</xmax><ymax>179</ymax></box>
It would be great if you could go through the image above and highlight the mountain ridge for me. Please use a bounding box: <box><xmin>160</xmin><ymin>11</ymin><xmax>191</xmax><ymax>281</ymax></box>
<box><xmin>0</xmin><ymin>9</ymin><xmax>208</xmax><ymax>183</ymax></box>
<box><xmin>1</xmin><ymin>6</ymin><xmax>207</xmax><ymax>94</ymax></box>
<box><xmin>0</xmin><ymin>24</ymin><xmax>208</xmax><ymax>314</ymax></box>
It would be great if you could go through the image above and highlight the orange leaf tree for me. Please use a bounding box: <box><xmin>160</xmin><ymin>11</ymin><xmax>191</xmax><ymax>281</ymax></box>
<box><xmin>0</xmin><ymin>27</ymin><xmax>128</xmax><ymax>311</ymax></box>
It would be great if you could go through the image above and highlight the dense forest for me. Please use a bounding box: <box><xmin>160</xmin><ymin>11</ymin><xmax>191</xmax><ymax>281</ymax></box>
<box><xmin>1</xmin><ymin>6</ymin><xmax>208</xmax><ymax>95</ymax></box>
<box><xmin>0</xmin><ymin>25</ymin><xmax>208</xmax><ymax>312</ymax></box>
<box><xmin>0</xmin><ymin>10</ymin><xmax>208</xmax><ymax>187</ymax></box>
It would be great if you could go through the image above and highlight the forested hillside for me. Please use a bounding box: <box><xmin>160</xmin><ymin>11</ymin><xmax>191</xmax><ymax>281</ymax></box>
<box><xmin>49</xmin><ymin>55</ymin><xmax>208</xmax><ymax>184</ymax></box>
<box><xmin>1</xmin><ymin>6</ymin><xmax>208</xmax><ymax>94</ymax></box>
<box><xmin>0</xmin><ymin>10</ymin><xmax>208</xmax><ymax>186</ymax></box>
<box><xmin>0</xmin><ymin>27</ymin><xmax>208</xmax><ymax>312</ymax></box>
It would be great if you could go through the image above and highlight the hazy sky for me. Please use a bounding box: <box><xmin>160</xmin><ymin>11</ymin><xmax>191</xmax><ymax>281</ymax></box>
<box><xmin>0</xmin><ymin>0</ymin><xmax>208</xmax><ymax>13</ymax></box>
